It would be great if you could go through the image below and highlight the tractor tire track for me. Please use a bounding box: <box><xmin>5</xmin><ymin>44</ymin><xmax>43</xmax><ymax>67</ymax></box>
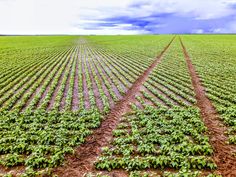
<box><xmin>54</xmin><ymin>36</ymin><xmax>175</xmax><ymax>177</ymax></box>
<box><xmin>180</xmin><ymin>37</ymin><xmax>236</xmax><ymax>176</ymax></box>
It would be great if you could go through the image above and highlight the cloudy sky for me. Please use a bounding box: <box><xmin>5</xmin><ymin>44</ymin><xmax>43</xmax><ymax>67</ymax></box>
<box><xmin>0</xmin><ymin>0</ymin><xmax>236</xmax><ymax>34</ymax></box>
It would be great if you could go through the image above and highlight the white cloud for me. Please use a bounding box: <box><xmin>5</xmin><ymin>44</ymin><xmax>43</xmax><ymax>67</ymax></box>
<box><xmin>192</xmin><ymin>29</ymin><xmax>204</xmax><ymax>34</ymax></box>
<box><xmin>0</xmin><ymin>0</ymin><xmax>236</xmax><ymax>34</ymax></box>
<box><xmin>212</xmin><ymin>19</ymin><xmax>236</xmax><ymax>33</ymax></box>
<box><xmin>0</xmin><ymin>0</ymin><xmax>138</xmax><ymax>34</ymax></box>
<box><xmin>117</xmin><ymin>0</ymin><xmax>236</xmax><ymax>20</ymax></box>
<box><xmin>72</xmin><ymin>26</ymin><xmax>147</xmax><ymax>35</ymax></box>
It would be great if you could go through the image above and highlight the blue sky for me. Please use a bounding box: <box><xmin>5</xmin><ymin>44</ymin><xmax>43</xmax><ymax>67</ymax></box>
<box><xmin>0</xmin><ymin>0</ymin><xmax>236</xmax><ymax>34</ymax></box>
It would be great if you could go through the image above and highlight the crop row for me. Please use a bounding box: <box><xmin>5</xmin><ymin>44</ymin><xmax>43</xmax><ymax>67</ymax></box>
<box><xmin>0</xmin><ymin>47</ymin><xmax>76</xmax><ymax>112</ymax></box>
<box><xmin>95</xmin><ymin>105</ymin><xmax>216</xmax><ymax>176</ymax></box>
<box><xmin>182</xmin><ymin>35</ymin><xmax>236</xmax><ymax>144</ymax></box>
<box><xmin>135</xmin><ymin>40</ymin><xmax>196</xmax><ymax>109</ymax></box>
<box><xmin>0</xmin><ymin>36</ymin><xmax>182</xmax><ymax>176</ymax></box>
<box><xmin>0</xmin><ymin>37</ymin><xmax>166</xmax><ymax>114</ymax></box>
<box><xmin>0</xmin><ymin>36</ymin><xmax>175</xmax><ymax>176</ymax></box>
<box><xmin>92</xmin><ymin>39</ymin><xmax>223</xmax><ymax>177</ymax></box>
<box><xmin>0</xmin><ymin>109</ymin><xmax>102</xmax><ymax>176</ymax></box>
<box><xmin>0</xmin><ymin>36</ymin><xmax>76</xmax><ymax>78</ymax></box>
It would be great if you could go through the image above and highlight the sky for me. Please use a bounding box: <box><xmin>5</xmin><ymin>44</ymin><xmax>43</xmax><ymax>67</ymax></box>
<box><xmin>0</xmin><ymin>0</ymin><xmax>236</xmax><ymax>34</ymax></box>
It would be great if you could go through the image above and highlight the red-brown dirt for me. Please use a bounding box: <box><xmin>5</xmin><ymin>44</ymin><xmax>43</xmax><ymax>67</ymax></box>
<box><xmin>53</xmin><ymin>37</ymin><xmax>175</xmax><ymax>177</ymax></box>
<box><xmin>180</xmin><ymin>37</ymin><xmax>236</xmax><ymax>177</ymax></box>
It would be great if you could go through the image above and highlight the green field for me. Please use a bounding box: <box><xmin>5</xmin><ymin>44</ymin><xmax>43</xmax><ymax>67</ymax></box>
<box><xmin>0</xmin><ymin>35</ymin><xmax>235</xmax><ymax>177</ymax></box>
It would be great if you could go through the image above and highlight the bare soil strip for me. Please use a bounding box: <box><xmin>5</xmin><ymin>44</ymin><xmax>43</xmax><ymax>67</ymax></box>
<box><xmin>54</xmin><ymin>37</ymin><xmax>175</xmax><ymax>177</ymax></box>
<box><xmin>179</xmin><ymin>37</ymin><xmax>236</xmax><ymax>176</ymax></box>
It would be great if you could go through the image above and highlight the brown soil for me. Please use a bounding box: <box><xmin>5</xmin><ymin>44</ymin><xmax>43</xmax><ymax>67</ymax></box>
<box><xmin>53</xmin><ymin>36</ymin><xmax>175</xmax><ymax>177</ymax></box>
<box><xmin>179</xmin><ymin>37</ymin><xmax>236</xmax><ymax>177</ymax></box>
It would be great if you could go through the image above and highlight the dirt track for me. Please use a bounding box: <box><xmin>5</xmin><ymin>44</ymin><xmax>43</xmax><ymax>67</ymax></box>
<box><xmin>180</xmin><ymin>37</ymin><xmax>236</xmax><ymax>177</ymax></box>
<box><xmin>54</xmin><ymin>37</ymin><xmax>175</xmax><ymax>177</ymax></box>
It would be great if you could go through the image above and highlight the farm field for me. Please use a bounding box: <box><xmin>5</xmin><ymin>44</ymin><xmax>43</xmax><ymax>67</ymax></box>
<box><xmin>0</xmin><ymin>35</ymin><xmax>236</xmax><ymax>177</ymax></box>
